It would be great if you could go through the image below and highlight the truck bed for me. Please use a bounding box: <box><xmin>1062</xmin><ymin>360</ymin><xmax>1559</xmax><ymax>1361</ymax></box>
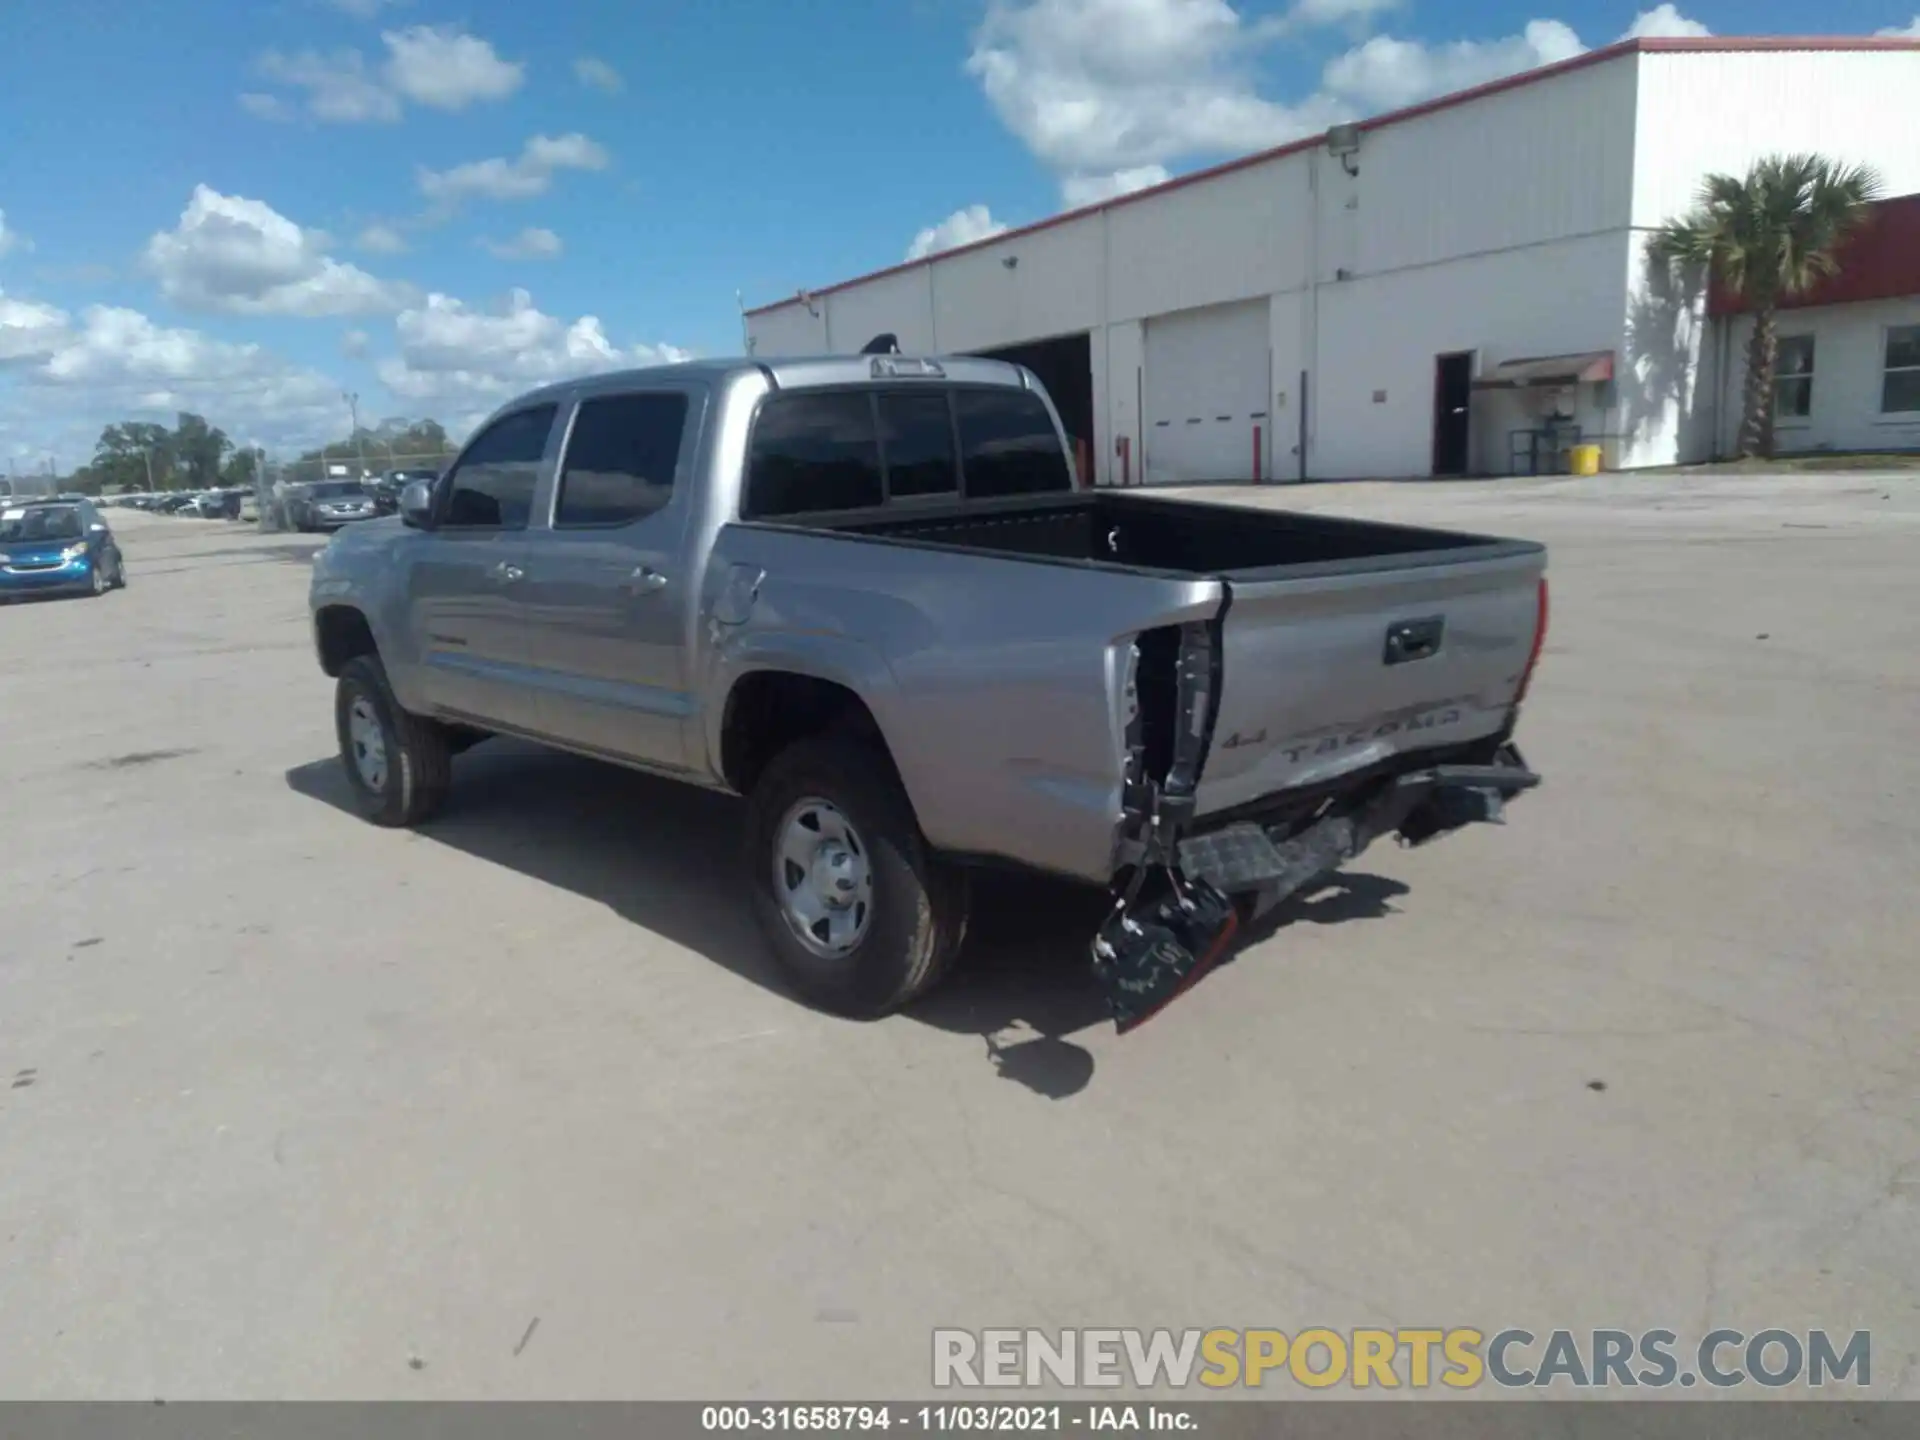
<box><xmin>817</xmin><ymin>490</ymin><xmax>1535</xmax><ymax>581</ymax></box>
<box><xmin>771</xmin><ymin>490</ymin><xmax>1547</xmax><ymax>826</ymax></box>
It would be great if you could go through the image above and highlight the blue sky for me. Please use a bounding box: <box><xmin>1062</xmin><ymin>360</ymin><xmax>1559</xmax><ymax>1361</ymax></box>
<box><xmin>1</xmin><ymin>0</ymin><xmax>1915</xmax><ymax>467</ymax></box>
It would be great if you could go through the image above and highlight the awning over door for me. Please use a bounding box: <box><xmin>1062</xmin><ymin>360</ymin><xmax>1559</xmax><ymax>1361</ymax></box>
<box><xmin>1470</xmin><ymin>351</ymin><xmax>1615</xmax><ymax>389</ymax></box>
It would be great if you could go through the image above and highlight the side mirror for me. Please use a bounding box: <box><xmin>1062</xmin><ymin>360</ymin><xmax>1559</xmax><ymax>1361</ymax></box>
<box><xmin>89</xmin><ymin>522</ymin><xmax>108</xmax><ymax>534</ymax></box>
<box><xmin>399</xmin><ymin>478</ymin><xmax>436</xmax><ymax>529</ymax></box>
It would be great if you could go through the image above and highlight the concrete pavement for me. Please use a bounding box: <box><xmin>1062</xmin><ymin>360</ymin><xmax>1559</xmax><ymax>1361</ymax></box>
<box><xmin>1</xmin><ymin>478</ymin><xmax>1916</xmax><ymax>1399</ymax></box>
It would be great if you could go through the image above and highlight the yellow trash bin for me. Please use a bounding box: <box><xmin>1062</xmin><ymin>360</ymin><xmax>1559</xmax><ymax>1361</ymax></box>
<box><xmin>1569</xmin><ymin>443</ymin><xmax>1602</xmax><ymax>476</ymax></box>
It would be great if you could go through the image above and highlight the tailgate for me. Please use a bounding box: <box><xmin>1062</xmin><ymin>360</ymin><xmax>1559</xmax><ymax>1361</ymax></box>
<box><xmin>1194</xmin><ymin>546</ymin><xmax>1547</xmax><ymax>818</ymax></box>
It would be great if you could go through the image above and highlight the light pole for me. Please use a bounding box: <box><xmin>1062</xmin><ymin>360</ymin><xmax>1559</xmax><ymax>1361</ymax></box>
<box><xmin>344</xmin><ymin>391</ymin><xmax>367</xmax><ymax>479</ymax></box>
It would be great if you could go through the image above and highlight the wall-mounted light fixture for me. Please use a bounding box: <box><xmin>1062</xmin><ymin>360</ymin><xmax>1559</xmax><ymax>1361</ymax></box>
<box><xmin>1327</xmin><ymin>123</ymin><xmax>1362</xmax><ymax>178</ymax></box>
<box><xmin>1001</xmin><ymin>256</ymin><xmax>1019</xmax><ymax>270</ymax></box>
<box><xmin>796</xmin><ymin>288</ymin><xmax>821</xmax><ymax>318</ymax></box>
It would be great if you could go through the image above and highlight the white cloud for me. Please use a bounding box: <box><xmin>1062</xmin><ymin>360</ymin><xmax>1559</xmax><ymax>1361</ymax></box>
<box><xmin>1288</xmin><ymin>0</ymin><xmax>1399</xmax><ymax>26</ymax></box>
<box><xmin>1319</xmin><ymin>20</ymin><xmax>1584</xmax><ymax>112</ymax></box>
<box><xmin>1875</xmin><ymin>16</ymin><xmax>1920</xmax><ymax>37</ymax></box>
<box><xmin>375</xmin><ymin>288</ymin><xmax>689</xmax><ymax>406</ymax></box>
<box><xmin>0</xmin><ymin>293</ymin><xmax>349</xmax><ymax>454</ymax></box>
<box><xmin>481</xmin><ymin>227</ymin><xmax>564</xmax><ymax>260</ymax></box>
<box><xmin>966</xmin><ymin>0</ymin><xmax>1711</xmax><ymax>204</ymax></box>
<box><xmin>328</xmin><ymin>0</ymin><xmax>406</xmax><ymax>14</ymax></box>
<box><xmin>1061</xmin><ymin>164</ymin><xmax>1171</xmax><ymax>206</ymax></box>
<box><xmin>238</xmin><ymin>92</ymin><xmax>295</xmax><ymax>122</ymax></box>
<box><xmin>355</xmin><ymin>223</ymin><xmax>409</xmax><ymax>255</ymax></box>
<box><xmin>341</xmin><ymin>329</ymin><xmax>372</xmax><ymax>359</ymax></box>
<box><xmin>906</xmin><ymin>204</ymin><xmax>1010</xmax><ymax>260</ymax></box>
<box><xmin>0</xmin><ymin>210</ymin><xmax>27</xmax><ymax>260</ymax></box>
<box><xmin>257</xmin><ymin>47</ymin><xmax>403</xmax><ymax>123</ymax></box>
<box><xmin>1</xmin><ymin>289</ymin><xmax>69</xmax><ymax>362</ymax></box>
<box><xmin>967</xmin><ymin>0</ymin><xmax>1349</xmax><ymax>201</ymax></box>
<box><xmin>418</xmin><ymin>133</ymin><xmax>611</xmax><ymax>207</ymax></box>
<box><xmin>251</xmin><ymin>24</ymin><xmax>520</xmax><ymax>124</ymax></box>
<box><xmin>1620</xmin><ymin>5</ymin><xmax>1711</xmax><ymax>38</ymax></box>
<box><xmin>381</xmin><ymin>25</ymin><xmax>524</xmax><ymax>110</ymax></box>
<box><xmin>575</xmin><ymin>56</ymin><xmax>623</xmax><ymax>93</ymax></box>
<box><xmin>145</xmin><ymin>185</ymin><xmax>415</xmax><ymax>318</ymax></box>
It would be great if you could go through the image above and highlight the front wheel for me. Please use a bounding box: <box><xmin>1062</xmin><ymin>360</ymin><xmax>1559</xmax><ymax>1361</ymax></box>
<box><xmin>334</xmin><ymin>654</ymin><xmax>452</xmax><ymax>827</ymax></box>
<box><xmin>744</xmin><ymin>736</ymin><xmax>969</xmax><ymax>1018</ymax></box>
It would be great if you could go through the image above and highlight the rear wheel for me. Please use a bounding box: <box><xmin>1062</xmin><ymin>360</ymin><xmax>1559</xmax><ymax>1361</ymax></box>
<box><xmin>334</xmin><ymin>654</ymin><xmax>452</xmax><ymax>827</ymax></box>
<box><xmin>744</xmin><ymin>736</ymin><xmax>968</xmax><ymax>1018</ymax></box>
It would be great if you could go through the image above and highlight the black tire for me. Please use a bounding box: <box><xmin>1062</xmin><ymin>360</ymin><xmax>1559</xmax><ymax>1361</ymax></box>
<box><xmin>88</xmin><ymin>562</ymin><xmax>107</xmax><ymax>597</ymax></box>
<box><xmin>111</xmin><ymin>553</ymin><xmax>127</xmax><ymax>589</ymax></box>
<box><xmin>334</xmin><ymin>654</ymin><xmax>452</xmax><ymax>827</ymax></box>
<box><xmin>744</xmin><ymin>735</ymin><xmax>969</xmax><ymax>1018</ymax></box>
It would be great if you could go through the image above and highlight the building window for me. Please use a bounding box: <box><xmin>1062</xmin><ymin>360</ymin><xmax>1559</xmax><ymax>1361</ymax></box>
<box><xmin>1774</xmin><ymin>335</ymin><xmax>1814</xmax><ymax>420</ymax></box>
<box><xmin>1883</xmin><ymin>325</ymin><xmax>1920</xmax><ymax>415</ymax></box>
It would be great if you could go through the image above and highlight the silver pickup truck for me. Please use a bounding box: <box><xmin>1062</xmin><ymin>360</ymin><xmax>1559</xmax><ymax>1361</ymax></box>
<box><xmin>309</xmin><ymin>353</ymin><xmax>1547</xmax><ymax>1030</ymax></box>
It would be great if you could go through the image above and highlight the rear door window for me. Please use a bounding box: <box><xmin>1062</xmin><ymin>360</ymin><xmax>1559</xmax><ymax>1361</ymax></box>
<box><xmin>744</xmin><ymin>392</ymin><xmax>883</xmax><ymax>516</ymax></box>
<box><xmin>954</xmin><ymin>389</ymin><xmax>1072</xmax><ymax>498</ymax></box>
<box><xmin>556</xmin><ymin>392</ymin><xmax>688</xmax><ymax>526</ymax></box>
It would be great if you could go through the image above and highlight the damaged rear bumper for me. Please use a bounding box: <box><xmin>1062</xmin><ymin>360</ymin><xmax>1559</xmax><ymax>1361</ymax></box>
<box><xmin>1177</xmin><ymin>742</ymin><xmax>1541</xmax><ymax>907</ymax></box>
<box><xmin>1090</xmin><ymin>743</ymin><xmax>1539</xmax><ymax>1030</ymax></box>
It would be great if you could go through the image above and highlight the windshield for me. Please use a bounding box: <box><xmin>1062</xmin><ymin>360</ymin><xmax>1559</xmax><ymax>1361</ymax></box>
<box><xmin>0</xmin><ymin>506</ymin><xmax>83</xmax><ymax>544</ymax></box>
<box><xmin>311</xmin><ymin>483</ymin><xmax>365</xmax><ymax>499</ymax></box>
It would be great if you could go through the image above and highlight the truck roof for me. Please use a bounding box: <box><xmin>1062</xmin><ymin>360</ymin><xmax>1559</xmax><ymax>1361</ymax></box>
<box><xmin>506</xmin><ymin>354</ymin><xmax>1035</xmax><ymax>411</ymax></box>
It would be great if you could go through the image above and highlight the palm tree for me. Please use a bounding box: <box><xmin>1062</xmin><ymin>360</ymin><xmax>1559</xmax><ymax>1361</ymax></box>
<box><xmin>1651</xmin><ymin>154</ymin><xmax>1882</xmax><ymax>459</ymax></box>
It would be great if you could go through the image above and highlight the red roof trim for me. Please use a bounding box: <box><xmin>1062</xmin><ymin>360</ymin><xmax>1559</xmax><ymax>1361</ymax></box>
<box><xmin>746</xmin><ymin>35</ymin><xmax>1920</xmax><ymax>318</ymax></box>
<box><xmin>1708</xmin><ymin>191</ymin><xmax>1920</xmax><ymax>316</ymax></box>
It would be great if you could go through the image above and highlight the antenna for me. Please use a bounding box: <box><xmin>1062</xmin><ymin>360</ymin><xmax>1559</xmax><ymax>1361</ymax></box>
<box><xmin>796</xmin><ymin>288</ymin><xmax>820</xmax><ymax>318</ymax></box>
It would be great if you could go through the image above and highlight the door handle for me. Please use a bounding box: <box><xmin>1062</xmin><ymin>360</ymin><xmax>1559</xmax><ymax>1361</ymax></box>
<box><xmin>491</xmin><ymin>561</ymin><xmax>524</xmax><ymax>584</ymax></box>
<box><xmin>623</xmin><ymin>565</ymin><xmax>669</xmax><ymax>596</ymax></box>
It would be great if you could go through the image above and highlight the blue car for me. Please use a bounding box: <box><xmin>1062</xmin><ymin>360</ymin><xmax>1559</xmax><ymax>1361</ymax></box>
<box><xmin>0</xmin><ymin>499</ymin><xmax>127</xmax><ymax>600</ymax></box>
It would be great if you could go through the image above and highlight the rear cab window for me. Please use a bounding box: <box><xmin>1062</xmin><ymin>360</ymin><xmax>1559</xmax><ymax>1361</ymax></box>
<box><xmin>743</xmin><ymin>384</ymin><xmax>1066</xmax><ymax>519</ymax></box>
<box><xmin>953</xmin><ymin>388</ymin><xmax>1072</xmax><ymax>497</ymax></box>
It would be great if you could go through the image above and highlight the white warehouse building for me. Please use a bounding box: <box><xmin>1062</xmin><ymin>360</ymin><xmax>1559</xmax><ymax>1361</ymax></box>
<box><xmin>746</xmin><ymin>36</ymin><xmax>1920</xmax><ymax>487</ymax></box>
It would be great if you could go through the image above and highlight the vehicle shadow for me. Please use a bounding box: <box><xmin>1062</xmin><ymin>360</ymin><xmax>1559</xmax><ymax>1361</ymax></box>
<box><xmin>285</xmin><ymin>743</ymin><xmax>1408</xmax><ymax>1098</ymax></box>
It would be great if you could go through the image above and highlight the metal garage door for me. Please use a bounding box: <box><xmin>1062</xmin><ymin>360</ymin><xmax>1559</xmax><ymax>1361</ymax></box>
<box><xmin>1143</xmin><ymin>299</ymin><xmax>1270</xmax><ymax>484</ymax></box>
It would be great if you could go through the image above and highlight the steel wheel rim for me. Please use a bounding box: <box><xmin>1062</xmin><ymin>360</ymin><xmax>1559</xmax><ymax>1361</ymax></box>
<box><xmin>347</xmin><ymin>694</ymin><xmax>389</xmax><ymax>792</ymax></box>
<box><xmin>773</xmin><ymin>797</ymin><xmax>874</xmax><ymax>959</ymax></box>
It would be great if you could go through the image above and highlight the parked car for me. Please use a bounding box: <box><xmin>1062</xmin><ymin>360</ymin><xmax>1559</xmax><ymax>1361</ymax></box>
<box><xmin>238</xmin><ymin>491</ymin><xmax>260</xmax><ymax>523</ymax></box>
<box><xmin>291</xmin><ymin>481</ymin><xmax>378</xmax><ymax>531</ymax></box>
<box><xmin>372</xmin><ymin>468</ymin><xmax>440</xmax><ymax>516</ymax></box>
<box><xmin>309</xmin><ymin>356</ymin><xmax>1548</xmax><ymax>1031</ymax></box>
<box><xmin>0</xmin><ymin>498</ymin><xmax>127</xmax><ymax>599</ymax></box>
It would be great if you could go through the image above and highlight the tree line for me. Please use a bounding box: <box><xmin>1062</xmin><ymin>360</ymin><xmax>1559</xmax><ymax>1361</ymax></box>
<box><xmin>64</xmin><ymin>413</ymin><xmax>457</xmax><ymax>495</ymax></box>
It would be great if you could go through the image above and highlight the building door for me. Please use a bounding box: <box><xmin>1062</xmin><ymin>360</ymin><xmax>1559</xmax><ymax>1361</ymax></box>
<box><xmin>1143</xmin><ymin>299</ymin><xmax>1270</xmax><ymax>484</ymax></box>
<box><xmin>1432</xmin><ymin>351</ymin><xmax>1474</xmax><ymax>476</ymax></box>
